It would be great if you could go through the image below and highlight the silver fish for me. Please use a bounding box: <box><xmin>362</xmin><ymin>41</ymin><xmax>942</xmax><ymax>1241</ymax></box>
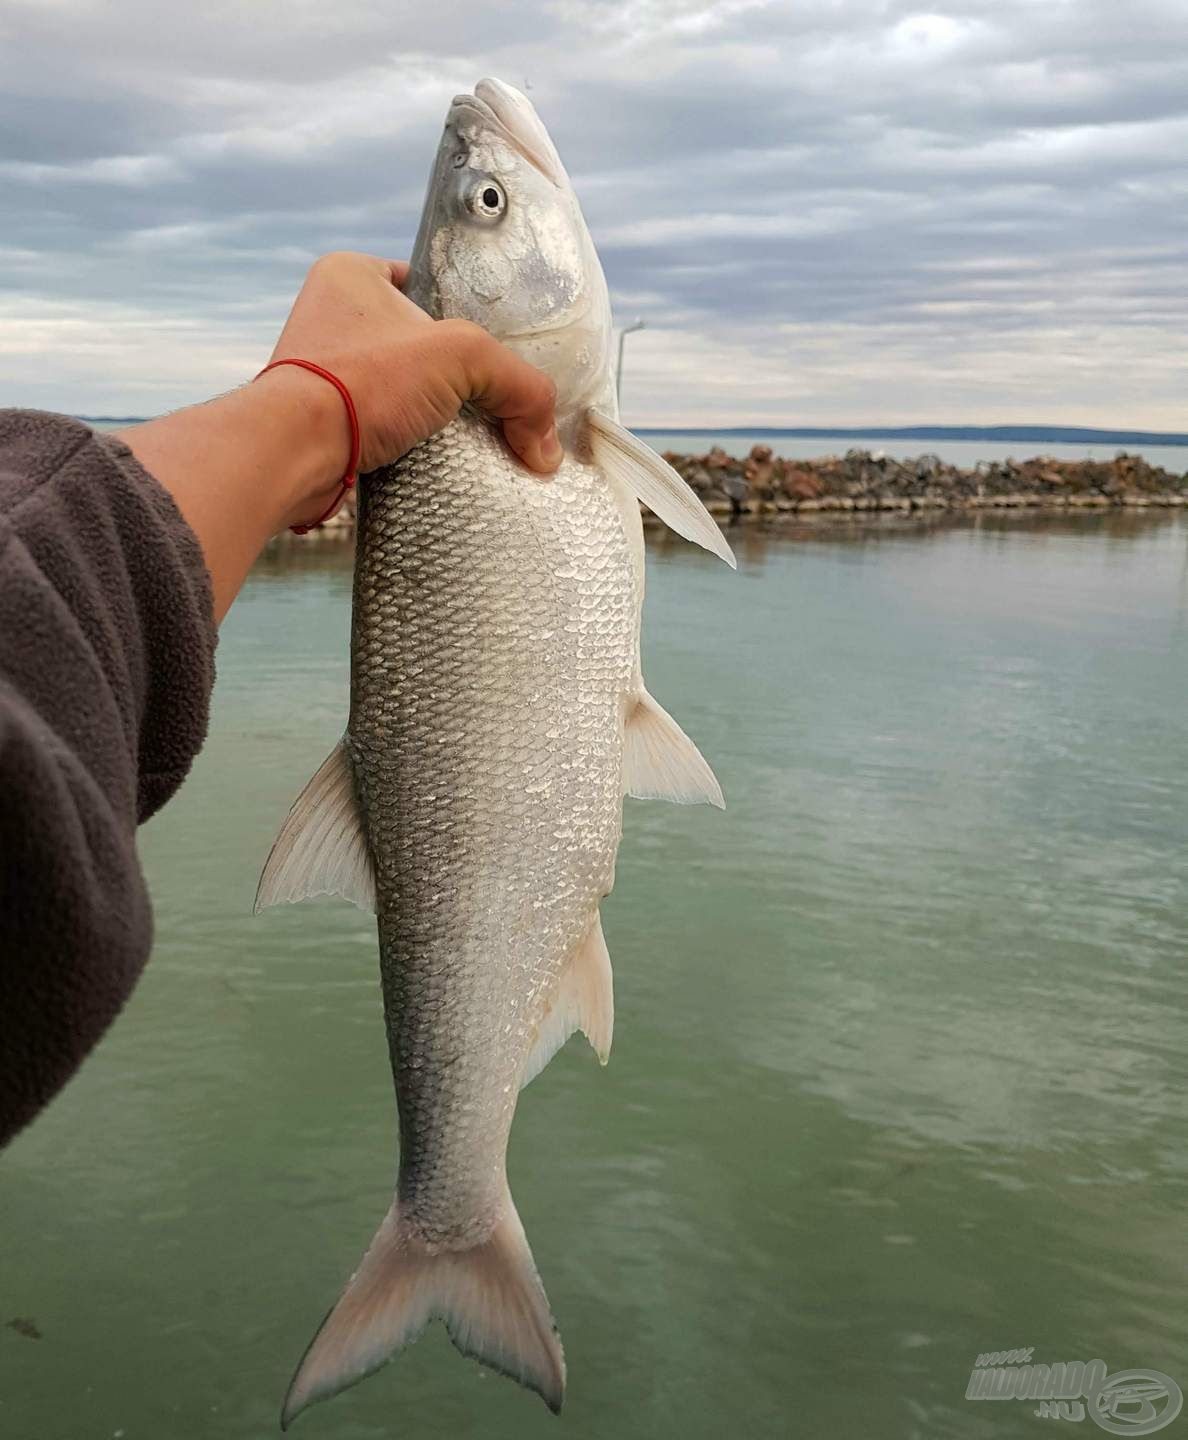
<box><xmin>256</xmin><ymin>77</ymin><xmax>734</xmax><ymax>1426</ymax></box>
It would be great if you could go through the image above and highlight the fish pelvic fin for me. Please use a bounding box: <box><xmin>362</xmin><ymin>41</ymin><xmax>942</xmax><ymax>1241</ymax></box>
<box><xmin>254</xmin><ymin>738</ymin><xmax>376</xmax><ymax>914</ymax></box>
<box><xmin>623</xmin><ymin>689</ymin><xmax>725</xmax><ymax>808</ymax></box>
<box><xmin>281</xmin><ymin>1189</ymin><xmax>565</xmax><ymax>1428</ymax></box>
<box><xmin>587</xmin><ymin>408</ymin><xmax>736</xmax><ymax>568</ymax></box>
<box><xmin>521</xmin><ymin>912</ymin><xmax>614</xmax><ymax>1087</ymax></box>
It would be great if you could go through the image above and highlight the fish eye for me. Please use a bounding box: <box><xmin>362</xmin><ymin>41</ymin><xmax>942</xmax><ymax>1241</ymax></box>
<box><xmin>467</xmin><ymin>178</ymin><xmax>507</xmax><ymax>221</ymax></box>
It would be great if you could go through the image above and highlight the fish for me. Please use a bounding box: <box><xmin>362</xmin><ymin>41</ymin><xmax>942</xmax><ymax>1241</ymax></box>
<box><xmin>255</xmin><ymin>76</ymin><xmax>735</xmax><ymax>1427</ymax></box>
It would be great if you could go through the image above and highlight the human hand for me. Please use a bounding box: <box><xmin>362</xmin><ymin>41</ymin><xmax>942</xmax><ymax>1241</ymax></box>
<box><xmin>266</xmin><ymin>251</ymin><xmax>562</xmax><ymax>522</ymax></box>
<box><xmin>117</xmin><ymin>251</ymin><xmax>564</xmax><ymax>616</ymax></box>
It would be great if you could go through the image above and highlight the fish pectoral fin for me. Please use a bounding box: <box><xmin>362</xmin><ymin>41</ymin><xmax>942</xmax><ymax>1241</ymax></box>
<box><xmin>253</xmin><ymin>738</ymin><xmax>377</xmax><ymax>915</ymax></box>
<box><xmin>587</xmin><ymin>407</ymin><xmax>737</xmax><ymax>568</ymax></box>
<box><xmin>281</xmin><ymin>1186</ymin><xmax>564</xmax><ymax>1427</ymax></box>
<box><xmin>623</xmin><ymin>689</ymin><xmax>725</xmax><ymax>808</ymax></box>
<box><xmin>521</xmin><ymin>913</ymin><xmax>614</xmax><ymax>1087</ymax></box>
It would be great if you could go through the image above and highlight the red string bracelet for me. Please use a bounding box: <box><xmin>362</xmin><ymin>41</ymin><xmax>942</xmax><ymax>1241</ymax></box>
<box><xmin>255</xmin><ymin>358</ymin><xmax>362</xmax><ymax>535</ymax></box>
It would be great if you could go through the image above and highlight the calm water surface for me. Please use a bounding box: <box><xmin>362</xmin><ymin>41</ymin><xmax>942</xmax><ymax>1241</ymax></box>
<box><xmin>3</xmin><ymin>512</ymin><xmax>1187</xmax><ymax>1440</ymax></box>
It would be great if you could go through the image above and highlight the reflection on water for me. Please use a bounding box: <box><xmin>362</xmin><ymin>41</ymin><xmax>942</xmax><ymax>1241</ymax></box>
<box><xmin>2</xmin><ymin>513</ymin><xmax>1186</xmax><ymax>1440</ymax></box>
<box><xmin>654</xmin><ymin>501</ymin><xmax>1188</xmax><ymax>554</ymax></box>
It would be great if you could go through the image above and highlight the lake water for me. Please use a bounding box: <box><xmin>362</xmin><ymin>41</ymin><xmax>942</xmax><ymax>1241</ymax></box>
<box><xmin>3</xmin><ymin>511</ymin><xmax>1187</xmax><ymax>1439</ymax></box>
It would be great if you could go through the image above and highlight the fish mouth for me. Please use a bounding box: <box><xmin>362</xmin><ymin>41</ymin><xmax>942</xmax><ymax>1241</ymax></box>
<box><xmin>447</xmin><ymin>78</ymin><xmax>567</xmax><ymax>189</ymax></box>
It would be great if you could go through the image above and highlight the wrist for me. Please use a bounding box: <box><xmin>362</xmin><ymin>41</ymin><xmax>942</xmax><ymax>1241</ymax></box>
<box><xmin>251</xmin><ymin>364</ymin><xmax>354</xmax><ymax>531</ymax></box>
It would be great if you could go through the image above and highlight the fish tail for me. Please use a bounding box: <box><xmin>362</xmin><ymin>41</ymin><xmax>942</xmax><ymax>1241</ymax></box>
<box><xmin>280</xmin><ymin>1188</ymin><xmax>565</xmax><ymax>1427</ymax></box>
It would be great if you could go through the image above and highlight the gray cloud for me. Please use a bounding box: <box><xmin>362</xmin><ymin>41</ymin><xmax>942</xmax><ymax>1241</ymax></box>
<box><xmin>1</xmin><ymin>0</ymin><xmax>1186</xmax><ymax>424</ymax></box>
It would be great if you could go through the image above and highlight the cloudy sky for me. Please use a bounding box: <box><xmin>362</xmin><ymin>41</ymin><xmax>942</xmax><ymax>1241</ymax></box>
<box><xmin>2</xmin><ymin>0</ymin><xmax>1186</xmax><ymax>427</ymax></box>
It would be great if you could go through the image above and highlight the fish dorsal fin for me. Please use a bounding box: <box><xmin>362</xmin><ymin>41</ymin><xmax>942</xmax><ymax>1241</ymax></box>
<box><xmin>587</xmin><ymin>408</ymin><xmax>737</xmax><ymax>568</ymax></box>
<box><xmin>254</xmin><ymin>739</ymin><xmax>377</xmax><ymax>914</ymax></box>
<box><xmin>623</xmin><ymin>690</ymin><xmax>725</xmax><ymax>808</ymax></box>
<box><xmin>521</xmin><ymin>913</ymin><xmax>614</xmax><ymax>1087</ymax></box>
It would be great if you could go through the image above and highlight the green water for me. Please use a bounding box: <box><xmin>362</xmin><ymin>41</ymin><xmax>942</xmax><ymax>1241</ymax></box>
<box><xmin>3</xmin><ymin>513</ymin><xmax>1187</xmax><ymax>1439</ymax></box>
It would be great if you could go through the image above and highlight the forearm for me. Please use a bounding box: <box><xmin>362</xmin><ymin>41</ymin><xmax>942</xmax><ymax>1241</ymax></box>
<box><xmin>115</xmin><ymin>367</ymin><xmax>346</xmax><ymax>621</ymax></box>
<box><xmin>0</xmin><ymin>409</ymin><xmax>215</xmax><ymax>1144</ymax></box>
<box><xmin>0</xmin><ymin>687</ymin><xmax>152</xmax><ymax>1146</ymax></box>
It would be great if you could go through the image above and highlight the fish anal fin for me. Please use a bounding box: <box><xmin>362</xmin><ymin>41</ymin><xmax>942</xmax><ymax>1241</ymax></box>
<box><xmin>254</xmin><ymin>738</ymin><xmax>377</xmax><ymax>915</ymax></box>
<box><xmin>521</xmin><ymin>913</ymin><xmax>614</xmax><ymax>1087</ymax></box>
<box><xmin>623</xmin><ymin>690</ymin><xmax>724</xmax><ymax>808</ymax></box>
<box><xmin>587</xmin><ymin>408</ymin><xmax>736</xmax><ymax>568</ymax></box>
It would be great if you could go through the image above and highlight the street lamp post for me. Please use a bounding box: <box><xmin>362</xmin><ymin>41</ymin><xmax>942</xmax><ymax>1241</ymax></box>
<box><xmin>615</xmin><ymin>318</ymin><xmax>646</xmax><ymax>411</ymax></box>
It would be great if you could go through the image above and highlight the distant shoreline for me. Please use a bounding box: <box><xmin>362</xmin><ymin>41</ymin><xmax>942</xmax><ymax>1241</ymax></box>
<box><xmin>79</xmin><ymin>417</ymin><xmax>1188</xmax><ymax>448</ymax></box>
<box><xmin>637</xmin><ymin>424</ymin><xmax>1188</xmax><ymax>448</ymax></box>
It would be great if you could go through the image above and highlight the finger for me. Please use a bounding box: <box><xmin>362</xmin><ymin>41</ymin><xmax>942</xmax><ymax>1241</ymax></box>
<box><xmin>438</xmin><ymin>320</ymin><xmax>562</xmax><ymax>474</ymax></box>
<box><xmin>386</xmin><ymin>259</ymin><xmax>411</xmax><ymax>288</ymax></box>
<box><xmin>313</xmin><ymin>250</ymin><xmax>393</xmax><ymax>280</ymax></box>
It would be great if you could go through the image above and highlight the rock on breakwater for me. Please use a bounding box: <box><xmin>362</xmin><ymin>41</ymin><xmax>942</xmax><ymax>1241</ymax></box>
<box><xmin>665</xmin><ymin>445</ymin><xmax>1188</xmax><ymax>517</ymax></box>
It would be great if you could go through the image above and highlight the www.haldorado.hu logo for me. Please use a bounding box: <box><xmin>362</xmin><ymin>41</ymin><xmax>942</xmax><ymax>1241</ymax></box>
<box><xmin>965</xmin><ymin>1348</ymin><xmax>1183</xmax><ymax>1434</ymax></box>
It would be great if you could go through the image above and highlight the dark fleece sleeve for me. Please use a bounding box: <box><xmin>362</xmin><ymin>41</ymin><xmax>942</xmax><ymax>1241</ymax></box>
<box><xmin>0</xmin><ymin>409</ymin><xmax>216</xmax><ymax>1146</ymax></box>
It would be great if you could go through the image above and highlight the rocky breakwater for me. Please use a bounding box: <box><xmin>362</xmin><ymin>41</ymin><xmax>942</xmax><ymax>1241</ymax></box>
<box><xmin>275</xmin><ymin>445</ymin><xmax>1188</xmax><ymax>547</ymax></box>
<box><xmin>663</xmin><ymin>445</ymin><xmax>1188</xmax><ymax>518</ymax></box>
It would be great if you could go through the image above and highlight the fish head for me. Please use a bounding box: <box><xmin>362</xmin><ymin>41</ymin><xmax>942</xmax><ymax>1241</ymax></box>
<box><xmin>407</xmin><ymin>78</ymin><xmax>616</xmax><ymax>425</ymax></box>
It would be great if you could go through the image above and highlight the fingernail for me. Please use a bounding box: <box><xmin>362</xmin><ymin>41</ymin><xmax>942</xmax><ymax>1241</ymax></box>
<box><xmin>541</xmin><ymin>427</ymin><xmax>563</xmax><ymax>470</ymax></box>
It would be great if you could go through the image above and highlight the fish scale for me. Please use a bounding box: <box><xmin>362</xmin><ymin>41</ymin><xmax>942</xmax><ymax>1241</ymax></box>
<box><xmin>348</xmin><ymin>415</ymin><xmax>637</xmax><ymax>1248</ymax></box>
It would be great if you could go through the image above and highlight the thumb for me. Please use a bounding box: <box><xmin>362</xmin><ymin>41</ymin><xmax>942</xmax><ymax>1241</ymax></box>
<box><xmin>436</xmin><ymin>319</ymin><xmax>563</xmax><ymax>474</ymax></box>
